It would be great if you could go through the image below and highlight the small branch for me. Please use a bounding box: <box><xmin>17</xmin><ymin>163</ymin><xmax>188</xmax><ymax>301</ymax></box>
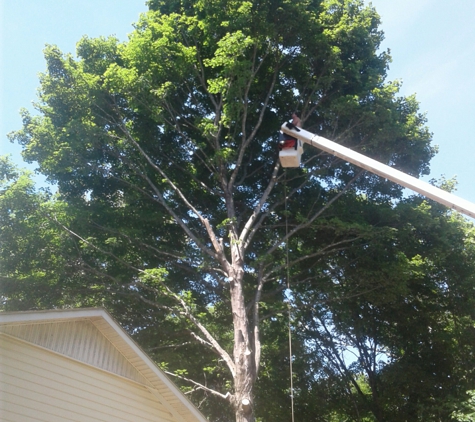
<box><xmin>188</xmin><ymin>331</ymin><xmax>213</xmax><ymax>349</ymax></box>
<box><xmin>116</xmin><ymin>122</ymin><xmax>227</xmax><ymax>267</ymax></box>
<box><xmin>230</xmin><ymin>58</ymin><xmax>279</xmax><ymax>189</ymax></box>
<box><xmin>164</xmin><ymin>371</ymin><xmax>232</xmax><ymax>402</ymax></box>
<box><xmin>171</xmin><ymin>291</ymin><xmax>236</xmax><ymax>378</ymax></box>
<box><xmin>262</xmin><ymin>237</ymin><xmax>360</xmax><ymax>282</ymax></box>
<box><xmin>264</xmin><ymin>170</ymin><xmax>364</xmax><ymax>257</ymax></box>
<box><xmin>148</xmin><ymin>342</ymin><xmax>193</xmax><ymax>351</ymax></box>
<box><xmin>240</xmin><ymin>160</ymin><xmax>281</xmax><ymax>251</ymax></box>
<box><xmin>51</xmin><ymin>216</ymin><xmax>236</xmax><ymax>377</ymax></box>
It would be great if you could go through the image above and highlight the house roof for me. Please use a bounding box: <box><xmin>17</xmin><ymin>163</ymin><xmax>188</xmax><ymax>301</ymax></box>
<box><xmin>0</xmin><ymin>308</ymin><xmax>208</xmax><ymax>422</ymax></box>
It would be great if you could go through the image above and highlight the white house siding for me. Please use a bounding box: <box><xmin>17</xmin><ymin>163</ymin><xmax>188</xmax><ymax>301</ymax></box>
<box><xmin>0</xmin><ymin>334</ymin><xmax>177</xmax><ymax>422</ymax></box>
<box><xmin>0</xmin><ymin>320</ymin><xmax>148</xmax><ymax>385</ymax></box>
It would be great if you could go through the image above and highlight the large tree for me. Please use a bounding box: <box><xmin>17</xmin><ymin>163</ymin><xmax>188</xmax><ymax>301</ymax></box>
<box><xmin>6</xmin><ymin>0</ymin><xmax>462</xmax><ymax>420</ymax></box>
<box><xmin>3</xmin><ymin>163</ymin><xmax>475</xmax><ymax>422</ymax></box>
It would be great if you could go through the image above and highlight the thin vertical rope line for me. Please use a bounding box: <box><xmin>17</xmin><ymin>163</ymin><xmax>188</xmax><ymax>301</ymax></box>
<box><xmin>284</xmin><ymin>170</ymin><xmax>295</xmax><ymax>422</ymax></box>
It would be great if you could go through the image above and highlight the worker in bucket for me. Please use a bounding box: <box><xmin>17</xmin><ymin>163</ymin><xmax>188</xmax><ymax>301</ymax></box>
<box><xmin>279</xmin><ymin>112</ymin><xmax>301</xmax><ymax>150</ymax></box>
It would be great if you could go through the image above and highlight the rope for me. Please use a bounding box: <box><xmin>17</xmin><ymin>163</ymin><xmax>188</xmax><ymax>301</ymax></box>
<box><xmin>284</xmin><ymin>169</ymin><xmax>295</xmax><ymax>422</ymax></box>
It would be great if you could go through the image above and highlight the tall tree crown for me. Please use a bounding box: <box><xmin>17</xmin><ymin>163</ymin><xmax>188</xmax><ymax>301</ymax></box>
<box><xmin>7</xmin><ymin>1</ymin><xmax>464</xmax><ymax>421</ymax></box>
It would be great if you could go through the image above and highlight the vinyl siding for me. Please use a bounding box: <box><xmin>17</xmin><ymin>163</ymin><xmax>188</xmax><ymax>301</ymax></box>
<box><xmin>0</xmin><ymin>320</ymin><xmax>148</xmax><ymax>385</ymax></box>
<box><xmin>0</xmin><ymin>334</ymin><xmax>176</xmax><ymax>422</ymax></box>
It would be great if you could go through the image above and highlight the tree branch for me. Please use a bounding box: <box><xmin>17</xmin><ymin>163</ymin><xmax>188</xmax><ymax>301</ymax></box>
<box><xmin>240</xmin><ymin>160</ymin><xmax>281</xmax><ymax>251</ymax></box>
<box><xmin>164</xmin><ymin>371</ymin><xmax>232</xmax><ymax>402</ymax></box>
<box><xmin>114</xmin><ymin>120</ymin><xmax>228</xmax><ymax>267</ymax></box>
<box><xmin>264</xmin><ymin>170</ymin><xmax>364</xmax><ymax>257</ymax></box>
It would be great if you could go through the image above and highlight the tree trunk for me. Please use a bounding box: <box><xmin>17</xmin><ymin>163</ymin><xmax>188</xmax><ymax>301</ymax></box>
<box><xmin>229</xmin><ymin>244</ymin><xmax>256</xmax><ymax>422</ymax></box>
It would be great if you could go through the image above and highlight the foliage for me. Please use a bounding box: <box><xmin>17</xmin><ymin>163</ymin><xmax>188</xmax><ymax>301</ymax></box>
<box><xmin>291</xmin><ymin>195</ymin><xmax>475</xmax><ymax>421</ymax></box>
<box><xmin>452</xmin><ymin>391</ymin><xmax>475</xmax><ymax>421</ymax></box>
<box><xmin>0</xmin><ymin>158</ymin><xmax>77</xmax><ymax>310</ymax></box>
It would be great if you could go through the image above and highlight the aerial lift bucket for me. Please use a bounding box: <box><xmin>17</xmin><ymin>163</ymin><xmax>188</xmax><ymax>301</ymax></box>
<box><xmin>278</xmin><ymin>133</ymin><xmax>304</xmax><ymax>168</ymax></box>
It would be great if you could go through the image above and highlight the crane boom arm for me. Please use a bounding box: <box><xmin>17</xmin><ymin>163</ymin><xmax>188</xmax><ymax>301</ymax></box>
<box><xmin>281</xmin><ymin>123</ymin><xmax>475</xmax><ymax>219</ymax></box>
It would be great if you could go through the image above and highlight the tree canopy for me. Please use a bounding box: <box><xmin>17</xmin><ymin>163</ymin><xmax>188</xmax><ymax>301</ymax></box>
<box><xmin>4</xmin><ymin>0</ymin><xmax>475</xmax><ymax>421</ymax></box>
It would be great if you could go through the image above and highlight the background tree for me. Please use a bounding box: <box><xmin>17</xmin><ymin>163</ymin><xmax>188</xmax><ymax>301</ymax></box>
<box><xmin>290</xmin><ymin>193</ymin><xmax>475</xmax><ymax>421</ymax></box>
<box><xmin>0</xmin><ymin>157</ymin><xmax>79</xmax><ymax>310</ymax></box>
<box><xmin>6</xmin><ymin>0</ymin><xmax>474</xmax><ymax>421</ymax></box>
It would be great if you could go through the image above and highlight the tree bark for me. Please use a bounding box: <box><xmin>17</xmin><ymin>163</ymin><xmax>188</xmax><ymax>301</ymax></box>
<box><xmin>229</xmin><ymin>241</ymin><xmax>256</xmax><ymax>422</ymax></box>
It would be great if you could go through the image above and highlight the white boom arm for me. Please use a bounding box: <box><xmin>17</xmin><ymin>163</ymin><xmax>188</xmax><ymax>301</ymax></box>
<box><xmin>281</xmin><ymin>123</ymin><xmax>475</xmax><ymax>219</ymax></box>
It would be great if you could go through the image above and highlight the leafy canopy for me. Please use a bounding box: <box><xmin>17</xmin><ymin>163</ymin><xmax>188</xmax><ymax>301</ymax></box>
<box><xmin>6</xmin><ymin>0</ymin><xmax>468</xmax><ymax>421</ymax></box>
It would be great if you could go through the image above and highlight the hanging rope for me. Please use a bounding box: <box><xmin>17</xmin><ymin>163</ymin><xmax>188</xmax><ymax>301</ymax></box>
<box><xmin>284</xmin><ymin>169</ymin><xmax>295</xmax><ymax>422</ymax></box>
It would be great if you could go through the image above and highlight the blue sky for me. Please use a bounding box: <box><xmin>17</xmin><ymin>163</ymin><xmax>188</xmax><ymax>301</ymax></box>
<box><xmin>0</xmin><ymin>0</ymin><xmax>148</xmax><ymax>183</ymax></box>
<box><xmin>1</xmin><ymin>0</ymin><xmax>474</xmax><ymax>207</ymax></box>
<box><xmin>367</xmin><ymin>0</ymin><xmax>475</xmax><ymax>205</ymax></box>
